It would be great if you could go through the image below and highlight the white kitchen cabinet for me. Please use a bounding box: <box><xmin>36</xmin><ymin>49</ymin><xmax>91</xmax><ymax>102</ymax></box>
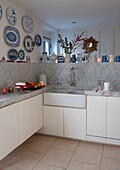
<box><xmin>87</xmin><ymin>96</ymin><xmax>106</xmax><ymax>141</ymax></box>
<box><xmin>18</xmin><ymin>98</ymin><xmax>33</xmax><ymax>145</ymax></box>
<box><xmin>106</xmin><ymin>97</ymin><xmax>120</xmax><ymax>140</ymax></box>
<box><xmin>31</xmin><ymin>94</ymin><xmax>43</xmax><ymax>133</ymax></box>
<box><xmin>64</xmin><ymin>108</ymin><xmax>86</xmax><ymax>140</ymax></box>
<box><xmin>0</xmin><ymin>104</ymin><xmax>18</xmax><ymax>160</ymax></box>
<box><xmin>44</xmin><ymin>106</ymin><xmax>63</xmax><ymax>136</ymax></box>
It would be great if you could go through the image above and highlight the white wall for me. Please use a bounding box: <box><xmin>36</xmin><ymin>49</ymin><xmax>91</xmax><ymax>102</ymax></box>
<box><xmin>0</xmin><ymin>0</ymin><xmax>43</xmax><ymax>63</ymax></box>
<box><xmin>59</xmin><ymin>25</ymin><xmax>120</xmax><ymax>57</ymax></box>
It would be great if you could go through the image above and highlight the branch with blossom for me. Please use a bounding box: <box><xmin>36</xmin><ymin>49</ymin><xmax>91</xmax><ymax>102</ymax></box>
<box><xmin>58</xmin><ymin>31</ymin><xmax>85</xmax><ymax>54</ymax></box>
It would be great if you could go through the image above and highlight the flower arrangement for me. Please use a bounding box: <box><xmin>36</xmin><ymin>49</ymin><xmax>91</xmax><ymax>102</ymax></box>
<box><xmin>58</xmin><ymin>31</ymin><xmax>85</xmax><ymax>54</ymax></box>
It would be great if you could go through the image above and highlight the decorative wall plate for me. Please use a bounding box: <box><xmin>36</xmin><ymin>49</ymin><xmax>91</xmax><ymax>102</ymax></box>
<box><xmin>23</xmin><ymin>35</ymin><xmax>35</xmax><ymax>52</ymax></box>
<box><xmin>4</xmin><ymin>26</ymin><xmax>20</xmax><ymax>47</ymax></box>
<box><xmin>35</xmin><ymin>34</ymin><xmax>42</xmax><ymax>46</ymax></box>
<box><xmin>0</xmin><ymin>5</ymin><xmax>2</xmax><ymax>19</ymax></box>
<box><xmin>8</xmin><ymin>49</ymin><xmax>18</xmax><ymax>60</ymax></box>
<box><xmin>22</xmin><ymin>15</ymin><xmax>34</xmax><ymax>33</ymax></box>
<box><xmin>6</xmin><ymin>7</ymin><xmax>17</xmax><ymax>25</ymax></box>
<box><xmin>18</xmin><ymin>49</ymin><xmax>25</xmax><ymax>60</ymax></box>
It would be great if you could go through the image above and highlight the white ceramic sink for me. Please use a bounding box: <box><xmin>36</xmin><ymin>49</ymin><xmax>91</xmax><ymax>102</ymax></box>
<box><xmin>44</xmin><ymin>89</ymin><xmax>86</xmax><ymax>108</ymax></box>
<box><xmin>48</xmin><ymin>89</ymin><xmax>68</xmax><ymax>94</ymax></box>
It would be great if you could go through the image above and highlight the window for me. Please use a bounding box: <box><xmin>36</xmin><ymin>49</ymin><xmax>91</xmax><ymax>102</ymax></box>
<box><xmin>43</xmin><ymin>36</ymin><xmax>51</xmax><ymax>56</ymax></box>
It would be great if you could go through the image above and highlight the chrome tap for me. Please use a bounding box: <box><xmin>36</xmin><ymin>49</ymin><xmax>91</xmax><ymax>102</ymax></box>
<box><xmin>70</xmin><ymin>67</ymin><xmax>75</xmax><ymax>86</ymax></box>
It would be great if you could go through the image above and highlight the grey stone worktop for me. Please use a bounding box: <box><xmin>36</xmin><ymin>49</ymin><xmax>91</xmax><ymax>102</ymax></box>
<box><xmin>0</xmin><ymin>88</ymin><xmax>45</xmax><ymax>108</ymax></box>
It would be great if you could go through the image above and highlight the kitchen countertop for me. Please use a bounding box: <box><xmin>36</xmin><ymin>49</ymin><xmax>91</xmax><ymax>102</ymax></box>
<box><xmin>1</xmin><ymin>85</ymin><xmax>120</xmax><ymax>109</ymax></box>
<box><xmin>85</xmin><ymin>89</ymin><xmax>120</xmax><ymax>97</ymax></box>
<box><xmin>0</xmin><ymin>87</ymin><xmax>45</xmax><ymax>108</ymax></box>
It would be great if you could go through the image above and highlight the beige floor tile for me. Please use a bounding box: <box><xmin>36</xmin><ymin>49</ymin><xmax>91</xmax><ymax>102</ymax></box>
<box><xmin>79</xmin><ymin>141</ymin><xmax>103</xmax><ymax>150</ymax></box>
<box><xmin>67</xmin><ymin>160</ymin><xmax>99</xmax><ymax>170</ymax></box>
<box><xmin>6</xmin><ymin>150</ymin><xmax>43</xmax><ymax>170</ymax></box>
<box><xmin>72</xmin><ymin>146</ymin><xmax>102</xmax><ymax>165</ymax></box>
<box><xmin>40</xmin><ymin>148</ymin><xmax>73</xmax><ymax>168</ymax></box>
<box><xmin>103</xmin><ymin>144</ymin><xmax>120</xmax><ymax>160</ymax></box>
<box><xmin>52</xmin><ymin>138</ymin><xmax>79</xmax><ymax>152</ymax></box>
<box><xmin>23</xmin><ymin>137</ymin><xmax>54</xmax><ymax>154</ymax></box>
<box><xmin>33</xmin><ymin>162</ymin><xmax>65</xmax><ymax>170</ymax></box>
<box><xmin>33</xmin><ymin>134</ymin><xmax>57</xmax><ymax>143</ymax></box>
<box><xmin>100</xmin><ymin>157</ymin><xmax>120</xmax><ymax>170</ymax></box>
<box><xmin>0</xmin><ymin>142</ymin><xmax>27</xmax><ymax>168</ymax></box>
<box><xmin>0</xmin><ymin>164</ymin><xmax>22</xmax><ymax>170</ymax></box>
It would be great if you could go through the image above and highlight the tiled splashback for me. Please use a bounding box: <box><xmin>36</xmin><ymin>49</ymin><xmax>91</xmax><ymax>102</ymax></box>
<box><xmin>0</xmin><ymin>62</ymin><xmax>120</xmax><ymax>90</ymax></box>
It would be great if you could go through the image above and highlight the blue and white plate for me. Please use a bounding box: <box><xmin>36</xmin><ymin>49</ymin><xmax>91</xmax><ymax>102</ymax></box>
<box><xmin>6</xmin><ymin>7</ymin><xmax>17</xmax><ymax>25</ymax></box>
<box><xmin>8</xmin><ymin>49</ymin><xmax>18</xmax><ymax>60</ymax></box>
<box><xmin>0</xmin><ymin>5</ymin><xmax>2</xmax><ymax>19</ymax></box>
<box><xmin>4</xmin><ymin>26</ymin><xmax>20</xmax><ymax>47</ymax></box>
<box><xmin>23</xmin><ymin>35</ymin><xmax>35</xmax><ymax>53</ymax></box>
<box><xmin>18</xmin><ymin>49</ymin><xmax>25</xmax><ymax>60</ymax></box>
<box><xmin>22</xmin><ymin>15</ymin><xmax>34</xmax><ymax>33</ymax></box>
<box><xmin>35</xmin><ymin>34</ymin><xmax>42</xmax><ymax>46</ymax></box>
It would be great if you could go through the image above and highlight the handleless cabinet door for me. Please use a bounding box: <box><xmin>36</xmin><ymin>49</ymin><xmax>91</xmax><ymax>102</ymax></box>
<box><xmin>0</xmin><ymin>104</ymin><xmax>18</xmax><ymax>160</ymax></box>
<box><xmin>31</xmin><ymin>94</ymin><xmax>43</xmax><ymax>133</ymax></box>
<box><xmin>44</xmin><ymin>106</ymin><xmax>63</xmax><ymax>136</ymax></box>
<box><xmin>18</xmin><ymin>98</ymin><xmax>32</xmax><ymax>145</ymax></box>
<box><xmin>87</xmin><ymin>96</ymin><xmax>106</xmax><ymax>138</ymax></box>
<box><xmin>107</xmin><ymin>97</ymin><xmax>120</xmax><ymax>140</ymax></box>
<box><xmin>64</xmin><ymin>108</ymin><xmax>86</xmax><ymax>140</ymax></box>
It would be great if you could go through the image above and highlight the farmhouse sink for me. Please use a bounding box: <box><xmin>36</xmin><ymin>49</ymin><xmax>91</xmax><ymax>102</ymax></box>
<box><xmin>44</xmin><ymin>89</ymin><xmax>86</xmax><ymax>108</ymax></box>
<box><xmin>47</xmin><ymin>88</ymin><xmax>85</xmax><ymax>95</ymax></box>
<box><xmin>48</xmin><ymin>89</ymin><xmax>68</xmax><ymax>94</ymax></box>
<box><xmin>67</xmin><ymin>90</ymin><xmax>85</xmax><ymax>95</ymax></box>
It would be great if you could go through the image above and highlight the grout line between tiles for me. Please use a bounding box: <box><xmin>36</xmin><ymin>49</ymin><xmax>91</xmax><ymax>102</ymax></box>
<box><xmin>65</xmin><ymin>139</ymin><xmax>81</xmax><ymax>169</ymax></box>
<box><xmin>99</xmin><ymin>143</ymin><xmax>104</xmax><ymax>170</ymax></box>
<box><xmin>31</xmin><ymin>135</ymin><xmax>58</xmax><ymax>170</ymax></box>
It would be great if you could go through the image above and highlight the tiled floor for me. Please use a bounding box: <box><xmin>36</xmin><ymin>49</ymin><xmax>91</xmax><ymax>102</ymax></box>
<box><xmin>0</xmin><ymin>134</ymin><xmax>120</xmax><ymax>170</ymax></box>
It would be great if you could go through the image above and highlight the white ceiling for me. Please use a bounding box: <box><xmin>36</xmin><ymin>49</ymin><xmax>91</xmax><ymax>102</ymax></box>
<box><xmin>11</xmin><ymin>0</ymin><xmax>120</xmax><ymax>30</ymax></box>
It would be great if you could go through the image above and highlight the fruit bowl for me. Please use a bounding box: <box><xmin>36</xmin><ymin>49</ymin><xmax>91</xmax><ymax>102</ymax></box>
<box><xmin>15</xmin><ymin>82</ymin><xmax>45</xmax><ymax>91</ymax></box>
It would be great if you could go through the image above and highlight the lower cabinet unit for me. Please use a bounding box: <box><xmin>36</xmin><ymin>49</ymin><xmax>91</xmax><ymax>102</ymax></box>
<box><xmin>106</xmin><ymin>97</ymin><xmax>120</xmax><ymax>144</ymax></box>
<box><xmin>44</xmin><ymin>106</ymin><xmax>63</xmax><ymax>136</ymax></box>
<box><xmin>64</xmin><ymin>108</ymin><xmax>86</xmax><ymax>140</ymax></box>
<box><xmin>18</xmin><ymin>98</ymin><xmax>33</xmax><ymax>145</ymax></box>
<box><xmin>87</xmin><ymin>96</ymin><xmax>106</xmax><ymax>143</ymax></box>
<box><xmin>0</xmin><ymin>104</ymin><xmax>18</xmax><ymax>160</ymax></box>
<box><xmin>32</xmin><ymin>94</ymin><xmax>43</xmax><ymax>133</ymax></box>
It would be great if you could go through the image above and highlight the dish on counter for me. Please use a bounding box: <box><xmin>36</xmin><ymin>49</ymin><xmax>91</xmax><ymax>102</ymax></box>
<box><xmin>15</xmin><ymin>81</ymin><xmax>45</xmax><ymax>91</ymax></box>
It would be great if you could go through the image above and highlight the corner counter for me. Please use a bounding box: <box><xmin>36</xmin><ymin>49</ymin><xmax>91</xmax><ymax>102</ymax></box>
<box><xmin>0</xmin><ymin>87</ymin><xmax>45</xmax><ymax>108</ymax></box>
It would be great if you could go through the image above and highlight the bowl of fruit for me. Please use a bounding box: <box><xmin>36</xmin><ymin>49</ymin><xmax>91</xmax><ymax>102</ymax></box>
<box><xmin>15</xmin><ymin>81</ymin><xmax>45</xmax><ymax>91</ymax></box>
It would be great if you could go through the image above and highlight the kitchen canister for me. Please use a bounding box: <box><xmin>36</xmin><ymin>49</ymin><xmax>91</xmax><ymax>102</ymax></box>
<box><xmin>39</xmin><ymin>73</ymin><xmax>47</xmax><ymax>86</ymax></box>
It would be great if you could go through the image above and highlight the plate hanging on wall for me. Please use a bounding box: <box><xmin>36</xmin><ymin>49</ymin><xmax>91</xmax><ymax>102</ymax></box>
<box><xmin>22</xmin><ymin>15</ymin><xmax>34</xmax><ymax>33</ymax></box>
<box><xmin>35</xmin><ymin>34</ymin><xmax>42</xmax><ymax>46</ymax></box>
<box><xmin>18</xmin><ymin>49</ymin><xmax>25</xmax><ymax>60</ymax></box>
<box><xmin>6</xmin><ymin>7</ymin><xmax>17</xmax><ymax>25</ymax></box>
<box><xmin>4</xmin><ymin>26</ymin><xmax>20</xmax><ymax>47</ymax></box>
<box><xmin>23</xmin><ymin>35</ymin><xmax>35</xmax><ymax>53</ymax></box>
<box><xmin>0</xmin><ymin>5</ymin><xmax>2</xmax><ymax>19</ymax></box>
<box><xmin>8</xmin><ymin>49</ymin><xmax>18</xmax><ymax>60</ymax></box>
